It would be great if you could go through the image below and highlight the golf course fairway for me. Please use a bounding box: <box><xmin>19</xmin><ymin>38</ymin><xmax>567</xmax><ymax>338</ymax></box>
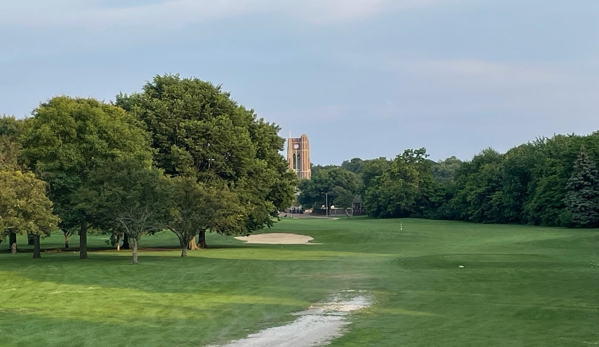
<box><xmin>0</xmin><ymin>217</ymin><xmax>597</xmax><ymax>346</ymax></box>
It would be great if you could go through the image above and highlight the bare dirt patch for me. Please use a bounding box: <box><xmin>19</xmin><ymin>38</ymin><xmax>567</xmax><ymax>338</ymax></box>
<box><xmin>235</xmin><ymin>233</ymin><xmax>315</xmax><ymax>245</ymax></box>
<box><xmin>212</xmin><ymin>291</ymin><xmax>372</xmax><ymax>347</ymax></box>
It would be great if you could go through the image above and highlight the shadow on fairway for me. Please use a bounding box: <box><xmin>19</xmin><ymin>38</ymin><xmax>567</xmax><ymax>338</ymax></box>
<box><xmin>0</xmin><ymin>302</ymin><xmax>309</xmax><ymax>347</ymax></box>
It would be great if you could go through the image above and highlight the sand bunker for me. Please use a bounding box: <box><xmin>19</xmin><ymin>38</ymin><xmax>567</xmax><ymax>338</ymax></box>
<box><xmin>235</xmin><ymin>233</ymin><xmax>314</xmax><ymax>245</ymax></box>
<box><xmin>213</xmin><ymin>291</ymin><xmax>372</xmax><ymax>347</ymax></box>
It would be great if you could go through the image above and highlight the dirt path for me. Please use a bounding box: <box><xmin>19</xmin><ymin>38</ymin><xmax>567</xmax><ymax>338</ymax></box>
<box><xmin>212</xmin><ymin>291</ymin><xmax>372</xmax><ymax>347</ymax></box>
<box><xmin>234</xmin><ymin>233</ymin><xmax>315</xmax><ymax>244</ymax></box>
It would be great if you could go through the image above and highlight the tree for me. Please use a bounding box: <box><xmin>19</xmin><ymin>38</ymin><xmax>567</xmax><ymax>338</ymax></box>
<box><xmin>341</xmin><ymin>158</ymin><xmax>365</xmax><ymax>175</ymax></box>
<box><xmin>0</xmin><ymin>116</ymin><xmax>24</xmax><ymax>138</ymax></box>
<box><xmin>361</xmin><ymin>157</ymin><xmax>390</xmax><ymax>194</ymax></box>
<box><xmin>0</xmin><ymin>116</ymin><xmax>24</xmax><ymax>171</ymax></box>
<box><xmin>117</xmin><ymin>74</ymin><xmax>295</xmax><ymax>237</ymax></box>
<box><xmin>564</xmin><ymin>146</ymin><xmax>599</xmax><ymax>228</ymax></box>
<box><xmin>311</xmin><ymin>164</ymin><xmax>338</xmax><ymax>176</ymax></box>
<box><xmin>446</xmin><ymin>148</ymin><xmax>505</xmax><ymax>223</ymax></box>
<box><xmin>364</xmin><ymin>148</ymin><xmax>436</xmax><ymax>218</ymax></box>
<box><xmin>431</xmin><ymin>156</ymin><xmax>462</xmax><ymax>183</ymax></box>
<box><xmin>77</xmin><ymin>158</ymin><xmax>169</xmax><ymax>264</ymax></box>
<box><xmin>524</xmin><ymin>134</ymin><xmax>582</xmax><ymax>226</ymax></box>
<box><xmin>166</xmin><ymin>177</ymin><xmax>245</xmax><ymax>257</ymax></box>
<box><xmin>298</xmin><ymin>166</ymin><xmax>360</xmax><ymax>210</ymax></box>
<box><xmin>0</xmin><ymin>170</ymin><xmax>60</xmax><ymax>258</ymax></box>
<box><xmin>20</xmin><ymin>97</ymin><xmax>152</xmax><ymax>259</ymax></box>
<box><xmin>0</xmin><ymin>118</ymin><xmax>25</xmax><ymax>249</ymax></box>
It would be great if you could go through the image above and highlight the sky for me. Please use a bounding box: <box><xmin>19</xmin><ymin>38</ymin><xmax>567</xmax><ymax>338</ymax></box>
<box><xmin>1</xmin><ymin>0</ymin><xmax>598</xmax><ymax>165</ymax></box>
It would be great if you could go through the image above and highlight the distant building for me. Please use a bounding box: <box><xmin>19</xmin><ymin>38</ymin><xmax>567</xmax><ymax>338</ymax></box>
<box><xmin>287</xmin><ymin>134</ymin><xmax>311</xmax><ymax>179</ymax></box>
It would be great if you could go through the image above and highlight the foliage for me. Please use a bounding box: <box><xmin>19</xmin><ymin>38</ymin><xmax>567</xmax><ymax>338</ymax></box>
<box><xmin>76</xmin><ymin>157</ymin><xmax>170</xmax><ymax>263</ymax></box>
<box><xmin>564</xmin><ymin>146</ymin><xmax>599</xmax><ymax>228</ymax></box>
<box><xmin>341</xmin><ymin>158</ymin><xmax>365</xmax><ymax>174</ymax></box>
<box><xmin>431</xmin><ymin>156</ymin><xmax>462</xmax><ymax>183</ymax></box>
<box><xmin>360</xmin><ymin>157</ymin><xmax>390</xmax><ymax>195</ymax></box>
<box><xmin>352</xmin><ymin>132</ymin><xmax>599</xmax><ymax>227</ymax></box>
<box><xmin>0</xmin><ymin>170</ymin><xmax>60</xmax><ymax>257</ymax></box>
<box><xmin>166</xmin><ymin>177</ymin><xmax>245</xmax><ymax>256</ymax></box>
<box><xmin>20</xmin><ymin>96</ymin><xmax>152</xmax><ymax>258</ymax></box>
<box><xmin>0</xmin><ymin>115</ymin><xmax>24</xmax><ymax>138</ymax></box>
<box><xmin>298</xmin><ymin>166</ymin><xmax>361</xmax><ymax>209</ymax></box>
<box><xmin>448</xmin><ymin>148</ymin><xmax>505</xmax><ymax>223</ymax></box>
<box><xmin>364</xmin><ymin>148</ymin><xmax>437</xmax><ymax>218</ymax></box>
<box><xmin>0</xmin><ymin>116</ymin><xmax>25</xmax><ymax>170</ymax></box>
<box><xmin>117</xmin><ymin>74</ymin><xmax>296</xmax><ymax>234</ymax></box>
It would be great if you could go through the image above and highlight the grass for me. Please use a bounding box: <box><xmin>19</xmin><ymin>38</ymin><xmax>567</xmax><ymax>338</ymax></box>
<box><xmin>0</xmin><ymin>217</ymin><xmax>598</xmax><ymax>347</ymax></box>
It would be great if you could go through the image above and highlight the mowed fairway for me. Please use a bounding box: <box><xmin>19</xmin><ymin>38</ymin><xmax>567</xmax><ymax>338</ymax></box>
<box><xmin>0</xmin><ymin>218</ymin><xmax>598</xmax><ymax>347</ymax></box>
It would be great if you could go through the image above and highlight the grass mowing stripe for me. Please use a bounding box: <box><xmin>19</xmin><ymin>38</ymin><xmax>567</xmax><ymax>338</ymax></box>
<box><xmin>0</xmin><ymin>218</ymin><xmax>597</xmax><ymax>346</ymax></box>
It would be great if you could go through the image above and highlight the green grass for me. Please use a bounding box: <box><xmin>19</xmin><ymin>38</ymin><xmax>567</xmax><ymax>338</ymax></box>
<box><xmin>0</xmin><ymin>218</ymin><xmax>598</xmax><ymax>347</ymax></box>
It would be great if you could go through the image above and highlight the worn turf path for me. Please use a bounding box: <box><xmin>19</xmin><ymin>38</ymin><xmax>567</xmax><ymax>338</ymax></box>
<box><xmin>0</xmin><ymin>218</ymin><xmax>597</xmax><ymax>347</ymax></box>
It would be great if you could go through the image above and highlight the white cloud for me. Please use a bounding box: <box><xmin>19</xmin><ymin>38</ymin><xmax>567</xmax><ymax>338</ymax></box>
<box><xmin>0</xmin><ymin>0</ymin><xmax>465</xmax><ymax>28</ymax></box>
<box><xmin>383</xmin><ymin>58</ymin><xmax>598</xmax><ymax>120</ymax></box>
<box><xmin>388</xmin><ymin>59</ymin><xmax>567</xmax><ymax>85</ymax></box>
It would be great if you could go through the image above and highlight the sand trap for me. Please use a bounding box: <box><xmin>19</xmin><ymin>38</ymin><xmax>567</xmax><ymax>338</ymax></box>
<box><xmin>212</xmin><ymin>291</ymin><xmax>372</xmax><ymax>347</ymax></box>
<box><xmin>235</xmin><ymin>233</ymin><xmax>314</xmax><ymax>245</ymax></box>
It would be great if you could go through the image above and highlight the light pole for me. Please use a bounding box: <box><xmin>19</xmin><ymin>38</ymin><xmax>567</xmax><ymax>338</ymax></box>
<box><xmin>325</xmin><ymin>192</ymin><xmax>329</xmax><ymax>217</ymax></box>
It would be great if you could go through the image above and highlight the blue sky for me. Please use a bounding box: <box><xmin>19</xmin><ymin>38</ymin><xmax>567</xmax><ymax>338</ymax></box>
<box><xmin>1</xmin><ymin>0</ymin><xmax>598</xmax><ymax>164</ymax></box>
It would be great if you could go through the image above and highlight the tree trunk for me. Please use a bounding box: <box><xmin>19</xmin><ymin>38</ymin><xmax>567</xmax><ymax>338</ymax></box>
<box><xmin>181</xmin><ymin>246</ymin><xmax>187</xmax><ymax>257</ymax></box>
<box><xmin>9</xmin><ymin>233</ymin><xmax>17</xmax><ymax>251</ymax></box>
<box><xmin>188</xmin><ymin>238</ymin><xmax>199</xmax><ymax>250</ymax></box>
<box><xmin>132</xmin><ymin>238</ymin><xmax>138</xmax><ymax>265</ymax></box>
<box><xmin>116</xmin><ymin>233</ymin><xmax>122</xmax><ymax>251</ymax></box>
<box><xmin>33</xmin><ymin>234</ymin><xmax>41</xmax><ymax>259</ymax></box>
<box><xmin>80</xmin><ymin>220</ymin><xmax>88</xmax><ymax>259</ymax></box>
<box><xmin>122</xmin><ymin>233</ymin><xmax>130</xmax><ymax>249</ymax></box>
<box><xmin>64</xmin><ymin>232</ymin><xmax>69</xmax><ymax>249</ymax></box>
<box><xmin>198</xmin><ymin>228</ymin><xmax>208</xmax><ymax>249</ymax></box>
<box><xmin>27</xmin><ymin>233</ymin><xmax>35</xmax><ymax>246</ymax></box>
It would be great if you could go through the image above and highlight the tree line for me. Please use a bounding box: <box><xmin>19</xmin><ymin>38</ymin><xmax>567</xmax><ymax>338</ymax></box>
<box><xmin>0</xmin><ymin>74</ymin><xmax>297</xmax><ymax>263</ymax></box>
<box><xmin>299</xmin><ymin>132</ymin><xmax>599</xmax><ymax>228</ymax></box>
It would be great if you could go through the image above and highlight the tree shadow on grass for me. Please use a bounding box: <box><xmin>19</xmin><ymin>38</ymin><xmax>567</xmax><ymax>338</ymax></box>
<box><xmin>0</xmin><ymin>243</ymin><xmax>251</xmax><ymax>254</ymax></box>
<box><xmin>0</xmin><ymin>248</ymin><xmax>371</xmax><ymax>300</ymax></box>
<box><xmin>1</xmin><ymin>302</ymin><xmax>309</xmax><ymax>347</ymax></box>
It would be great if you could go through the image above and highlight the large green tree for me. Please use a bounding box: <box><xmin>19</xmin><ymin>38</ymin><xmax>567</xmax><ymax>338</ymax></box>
<box><xmin>298</xmin><ymin>166</ymin><xmax>361</xmax><ymax>210</ymax></box>
<box><xmin>341</xmin><ymin>158</ymin><xmax>365</xmax><ymax>175</ymax></box>
<box><xmin>364</xmin><ymin>148</ymin><xmax>437</xmax><ymax>218</ymax></box>
<box><xmin>449</xmin><ymin>148</ymin><xmax>505</xmax><ymax>223</ymax></box>
<box><xmin>564</xmin><ymin>146</ymin><xmax>599</xmax><ymax>228</ymax></box>
<box><xmin>431</xmin><ymin>156</ymin><xmax>462</xmax><ymax>183</ymax></box>
<box><xmin>523</xmin><ymin>135</ymin><xmax>577</xmax><ymax>226</ymax></box>
<box><xmin>166</xmin><ymin>177</ymin><xmax>245</xmax><ymax>257</ymax></box>
<box><xmin>0</xmin><ymin>170</ymin><xmax>60</xmax><ymax>258</ymax></box>
<box><xmin>20</xmin><ymin>97</ymin><xmax>152</xmax><ymax>259</ymax></box>
<box><xmin>360</xmin><ymin>157</ymin><xmax>390</xmax><ymax>195</ymax></box>
<box><xmin>117</xmin><ymin>74</ymin><xmax>296</xmax><ymax>239</ymax></box>
<box><xmin>77</xmin><ymin>158</ymin><xmax>169</xmax><ymax>264</ymax></box>
<box><xmin>0</xmin><ymin>116</ymin><xmax>29</xmax><ymax>249</ymax></box>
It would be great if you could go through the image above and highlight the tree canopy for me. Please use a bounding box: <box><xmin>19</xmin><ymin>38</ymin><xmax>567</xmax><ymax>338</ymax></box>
<box><xmin>20</xmin><ymin>96</ymin><xmax>153</xmax><ymax>259</ymax></box>
<box><xmin>298</xmin><ymin>166</ymin><xmax>360</xmax><ymax>209</ymax></box>
<box><xmin>0</xmin><ymin>170</ymin><xmax>59</xmax><ymax>258</ymax></box>
<box><xmin>564</xmin><ymin>146</ymin><xmax>599</xmax><ymax>228</ymax></box>
<box><xmin>77</xmin><ymin>157</ymin><xmax>170</xmax><ymax>264</ymax></box>
<box><xmin>117</xmin><ymin>74</ymin><xmax>296</xmax><ymax>235</ymax></box>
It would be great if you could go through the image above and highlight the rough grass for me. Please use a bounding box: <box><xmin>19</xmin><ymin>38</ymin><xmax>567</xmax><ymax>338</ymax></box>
<box><xmin>0</xmin><ymin>218</ymin><xmax>598</xmax><ymax>347</ymax></box>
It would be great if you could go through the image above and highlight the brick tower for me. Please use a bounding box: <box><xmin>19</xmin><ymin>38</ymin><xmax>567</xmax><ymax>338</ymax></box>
<box><xmin>287</xmin><ymin>134</ymin><xmax>311</xmax><ymax>179</ymax></box>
